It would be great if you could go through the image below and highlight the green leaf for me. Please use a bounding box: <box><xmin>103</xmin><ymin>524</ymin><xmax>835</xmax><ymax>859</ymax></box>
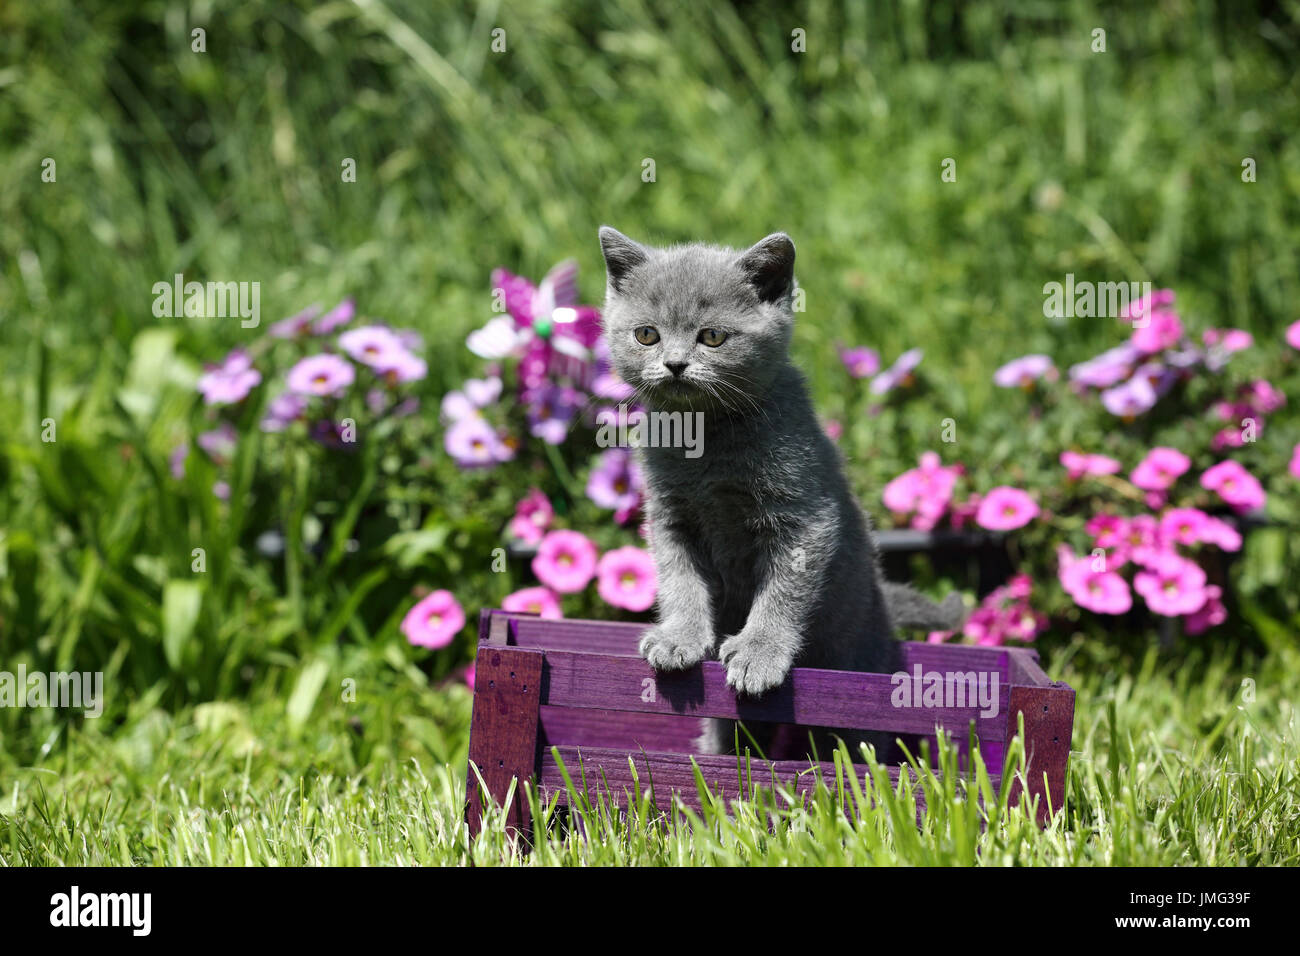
<box><xmin>286</xmin><ymin>657</ymin><xmax>331</xmax><ymax>731</ymax></box>
<box><xmin>161</xmin><ymin>579</ymin><xmax>203</xmax><ymax>669</ymax></box>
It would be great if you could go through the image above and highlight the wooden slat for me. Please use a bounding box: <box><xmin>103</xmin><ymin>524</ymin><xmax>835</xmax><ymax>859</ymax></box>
<box><xmin>1004</xmin><ymin>683</ymin><xmax>1075</xmax><ymax>827</ymax></box>
<box><xmin>538</xmin><ymin>648</ymin><xmax>1006</xmax><ymax>740</ymax></box>
<box><xmin>538</xmin><ymin>705</ymin><xmax>704</xmax><ymax>753</ymax></box>
<box><xmin>1004</xmin><ymin>647</ymin><xmax>1050</xmax><ymax>686</ymax></box>
<box><xmin>465</xmin><ymin>645</ymin><xmax>544</xmax><ymax>840</ymax></box>
<box><xmin>538</xmin><ymin>746</ymin><xmax>942</xmax><ymax>817</ymax></box>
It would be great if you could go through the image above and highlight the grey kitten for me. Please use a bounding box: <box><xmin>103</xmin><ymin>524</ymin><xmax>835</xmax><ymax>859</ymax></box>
<box><xmin>598</xmin><ymin>227</ymin><xmax>964</xmax><ymax>758</ymax></box>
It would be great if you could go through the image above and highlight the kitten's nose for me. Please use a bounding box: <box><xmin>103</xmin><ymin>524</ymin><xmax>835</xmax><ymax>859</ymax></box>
<box><xmin>664</xmin><ymin>361</ymin><xmax>688</xmax><ymax>378</ymax></box>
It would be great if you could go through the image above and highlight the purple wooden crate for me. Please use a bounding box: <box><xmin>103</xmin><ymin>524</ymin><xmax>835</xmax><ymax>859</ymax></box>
<box><xmin>466</xmin><ymin>609</ymin><xmax>1075</xmax><ymax>841</ymax></box>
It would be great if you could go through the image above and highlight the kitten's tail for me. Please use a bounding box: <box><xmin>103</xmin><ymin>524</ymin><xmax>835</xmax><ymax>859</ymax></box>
<box><xmin>882</xmin><ymin>582</ymin><xmax>967</xmax><ymax>632</ymax></box>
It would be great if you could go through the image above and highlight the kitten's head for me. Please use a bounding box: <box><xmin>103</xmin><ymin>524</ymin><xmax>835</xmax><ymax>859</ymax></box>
<box><xmin>598</xmin><ymin>227</ymin><xmax>797</xmax><ymax>412</ymax></box>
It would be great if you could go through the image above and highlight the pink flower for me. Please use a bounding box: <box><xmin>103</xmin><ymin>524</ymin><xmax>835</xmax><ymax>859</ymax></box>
<box><xmin>313</xmin><ymin>298</ymin><xmax>356</xmax><ymax>334</ymax></box>
<box><xmin>401</xmin><ymin>590</ymin><xmax>465</xmax><ymax>648</ymax></box>
<box><xmin>869</xmin><ymin>348</ymin><xmax>923</xmax><ymax>395</ymax></box>
<box><xmin>286</xmin><ymin>354</ymin><xmax>355</xmax><ymax>398</ymax></box>
<box><xmin>595</xmin><ymin>546</ymin><xmax>657</xmax><ymax>612</ymax></box>
<box><xmin>1130</xmin><ymin>307</ymin><xmax>1184</xmax><ymax>354</ymax></box>
<box><xmin>1159</xmin><ymin>507</ymin><xmax>1210</xmax><ymax>547</ymax></box>
<box><xmin>823</xmin><ymin>419</ymin><xmax>843</xmax><ymax>441</ymax></box>
<box><xmin>1130</xmin><ymin>447</ymin><xmax>1190</xmax><ymax>491</ymax></box>
<box><xmin>532</xmin><ymin>530</ymin><xmax>598</xmax><ymax>594</ymax></box>
<box><xmin>1200</xmin><ymin>516</ymin><xmax>1242</xmax><ymax>552</ymax></box>
<box><xmin>1060</xmin><ymin>552</ymin><xmax>1133</xmax><ymax>615</ymax></box>
<box><xmin>508</xmin><ymin>488</ymin><xmax>553</xmax><ymax>545</ymax></box>
<box><xmin>465</xmin><ymin>662</ymin><xmax>476</xmax><ymax>689</ymax></box>
<box><xmin>993</xmin><ymin>354</ymin><xmax>1055</xmax><ymax>388</ymax></box>
<box><xmin>1184</xmin><ymin>584</ymin><xmax>1226</xmax><ymax>635</ymax></box>
<box><xmin>975</xmin><ymin>486</ymin><xmax>1038</xmax><ymax>531</ymax></box>
<box><xmin>1121</xmin><ymin>288</ymin><xmax>1176</xmax><ymax>326</ymax></box>
<box><xmin>1286</xmin><ymin>320</ymin><xmax>1300</xmax><ymax>351</ymax></box>
<box><xmin>197</xmin><ymin>349</ymin><xmax>262</xmax><ymax>406</ymax></box>
<box><xmin>882</xmin><ymin>452</ymin><xmax>961</xmax><ymax>530</ymax></box>
<box><xmin>502</xmin><ymin>586</ymin><xmax>563</xmax><ymax>619</ymax></box>
<box><xmin>840</xmin><ymin>346</ymin><xmax>881</xmax><ymax>379</ymax></box>
<box><xmin>1290</xmin><ymin>444</ymin><xmax>1300</xmax><ymax>480</ymax></box>
<box><xmin>1202</xmin><ymin>328</ymin><xmax>1253</xmax><ymax>353</ymax></box>
<box><xmin>1086</xmin><ymin>514</ymin><xmax>1128</xmax><ymax>551</ymax></box>
<box><xmin>1118</xmin><ymin>514</ymin><xmax>1165</xmax><ymax>568</ymax></box>
<box><xmin>1200</xmin><ymin>460</ymin><xmax>1266</xmax><ymax>512</ymax></box>
<box><xmin>1134</xmin><ymin>553</ymin><xmax>1207</xmax><ymax>617</ymax></box>
<box><xmin>1061</xmin><ymin>451</ymin><xmax>1121</xmax><ymax>480</ymax></box>
<box><xmin>268</xmin><ymin>304</ymin><xmax>322</xmax><ymax>339</ymax></box>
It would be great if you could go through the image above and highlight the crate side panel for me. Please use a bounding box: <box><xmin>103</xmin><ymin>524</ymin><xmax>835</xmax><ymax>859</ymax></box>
<box><xmin>538</xmin><ymin>746</ymin><xmax>930</xmax><ymax>817</ymax></box>
<box><xmin>538</xmin><ymin>705</ymin><xmax>705</xmax><ymax>754</ymax></box>
<box><xmin>466</xmin><ymin>645</ymin><xmax>544</xmax><ymax>839</ymax></box>
<box><xmin>539</xmin><ymin>650</ymin><xmax>1005</xmax><ymax>740</ymax></box>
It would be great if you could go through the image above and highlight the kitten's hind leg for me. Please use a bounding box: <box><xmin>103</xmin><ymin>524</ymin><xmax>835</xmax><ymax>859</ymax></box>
<box><xmin>881</xmin><ymin>582</ymin><xmax>967</xmax><ymax>632</ymax></box>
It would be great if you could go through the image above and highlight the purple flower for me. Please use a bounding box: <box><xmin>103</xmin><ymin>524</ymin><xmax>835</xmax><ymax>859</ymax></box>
<box><xmin>197</xmin><ymin>422</ymin><xmax>238</xmax><ymax>463</ymax></box>
<box><xmin>338</xmin><ymin>326</ymin><xmax>406</xmax><ymax>368</ymax></box>
<box><xmin>464</xmin><ymin>377</ymin><xmax>503</xmax><ymax>407</ymax></box>
<box><xmin>869</xmin><ymin>348</ymin><xmax>923</xmax><ymax>395</ymax></box>
<box><xmin>993</xmin><ymin>354</ymin><xmax>1055</xmax><ymax>388</ymax></box>
<box><xmin>197</xmin><ymin>349</ymin><xmax>262</xmax><ymax>406</ymax></box>
<box><xmin>1100</xmin><ymin>377</ymin><xmax>1157</xmax><ymax>418</ymax></box>
<box><xmin>168</xmin><ymin>442</ymin><xmax>188</xmax><ymax>479</ymax></box>
<box><xmin>267</xmin><ymin>305</ymin><xmax>321</xmax><ymax>339</ymax></box>
<box><xmin>524</xmin><ymin>384</ymin><xmax>584</xmax><ymax>445</ymax></box>
<box><xmin>440</xmin><ymin>391</ymin><xmax>478</xmax><ymax>424</ymax></box>
<box><xmin>313</xmin><ymin>298</ymin><xmax>356</xmax><ymax>334</ymax></box>
<box><xmin>261</xmin><ymin>392</ymin><xmax>306</xmax><ymax>432</ymax></box>
<box><xmin>445</xmin><ymin>417</ymin><xmax>506</xmax><ymax>468</ymax></box>
<box><xmin>840</xmin><ymin>346</ymin><xmax>881</xmax><ymax>379</ymax></box>
<box><xmin>586</xmin><ymin>448</ymin><xmax>643</xmax><ymax>511</ymax></box>
<box><xmin>1069</xmin><ymin>343</ymin><xmax>1140</xmax><ymax>389</ymax></box>
<box><xmin>373</xmin><ymin>348</ymin><xmax>427</xmax><ymax>385</ymax></box>
<box><xmin>286</xmin><ymin>354</ymin><xmax>355</xmax><ymax>398</ymax></box>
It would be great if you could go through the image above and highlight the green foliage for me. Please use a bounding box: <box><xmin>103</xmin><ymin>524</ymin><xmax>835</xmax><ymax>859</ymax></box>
<box><xmin>1</xmin><ymin>0</ymin><xmax>1299</xmax><ymax>863</ymax></box>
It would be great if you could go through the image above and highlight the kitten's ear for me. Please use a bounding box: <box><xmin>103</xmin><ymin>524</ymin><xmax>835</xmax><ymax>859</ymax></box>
<box><xmin>737</xmin><ymin>232</ymin><xmax>796</xmax><ymax>304</ymax></box>
<box><xmin>598</xmin><ymin>226</ymin><xmax>651</xmax><ymax>293</ymax></box>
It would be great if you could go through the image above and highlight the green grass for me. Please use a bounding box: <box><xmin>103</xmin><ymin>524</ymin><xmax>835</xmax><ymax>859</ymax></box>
<box><xmin>3</xmin><ymin>0</ymin><xmax>1300</xmax><ymax>865</ymax></box>
<box><xmin>3</xmin><ymin>637</ymin><xmax>1296</xmax><ymax>865</ymax></box>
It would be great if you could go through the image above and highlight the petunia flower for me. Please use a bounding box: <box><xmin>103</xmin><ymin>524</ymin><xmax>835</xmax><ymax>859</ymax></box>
<box><xmin>1130</xmin><ymin>447</ymin><xmax>1190</xmax><ymax>492</ymax></box>
<box><xmin>595</xmin><ymin>546</ymin><xmax>657</xmax><ymax>612</ymax></box>
<box><xmin>400</xmin><ymin>590</ymin><xmax>465</xmax><ymax>648</ymax></box>
<box><xmin>502</xmin><ymin>586</ymin><xmax>563</xmax><ymax>619</ymax></box>
<box><xmin>974</xmin><ymin>486</ymin><xmax>1039</xmax><ymax>531</ymax></box>
<box><xmin>507</xmin><ymin>488</ymin><xmax>554</xmax><ymax>545</ymax></box>
<box><xmin>1200</xmin><ymin>460</ymin><xmax>1266</xmax><ymax>512</ymax></box>
<box><xmin>1133</xmin><ymin>553</ymin><xmax>1207</xmax><ymax>617</ymax></box>
<box><xmin>532</xmin><ymin>530</ymin><xmax>598</xmax><ymax>594</ymax></box>
<box><xmin>1061</xmin><ymin>451</ymin><xmax>1121</xmax><ymax>480</ymax></box>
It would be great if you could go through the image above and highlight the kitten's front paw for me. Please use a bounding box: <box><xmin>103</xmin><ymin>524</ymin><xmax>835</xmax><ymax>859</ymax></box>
<box><xmin>639</xmin><ymin>621</ymin><xmax>713</xmax><ymax>672</ymax></box>
<box><xmin>718</xmin><ymin>629</ymin><xmax>794</xmax><ymax>696</ymax></box>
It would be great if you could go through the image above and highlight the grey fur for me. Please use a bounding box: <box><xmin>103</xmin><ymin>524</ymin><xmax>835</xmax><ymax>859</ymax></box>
<box><xmin>597</xmin><ymin>227</ymin><xmax>964</xmax><ymax>760</ymax></box>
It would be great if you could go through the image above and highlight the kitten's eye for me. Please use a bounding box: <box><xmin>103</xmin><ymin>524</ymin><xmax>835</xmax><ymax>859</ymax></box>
<box><xmin>698</xmin><ymin>328</ymin><xmax>728</xmax><ymax>347</ymax></box>
<box><xmin>633</xmin><ymin>326</ymin><xmax>660</xmax><ymax>346</ymax></box>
